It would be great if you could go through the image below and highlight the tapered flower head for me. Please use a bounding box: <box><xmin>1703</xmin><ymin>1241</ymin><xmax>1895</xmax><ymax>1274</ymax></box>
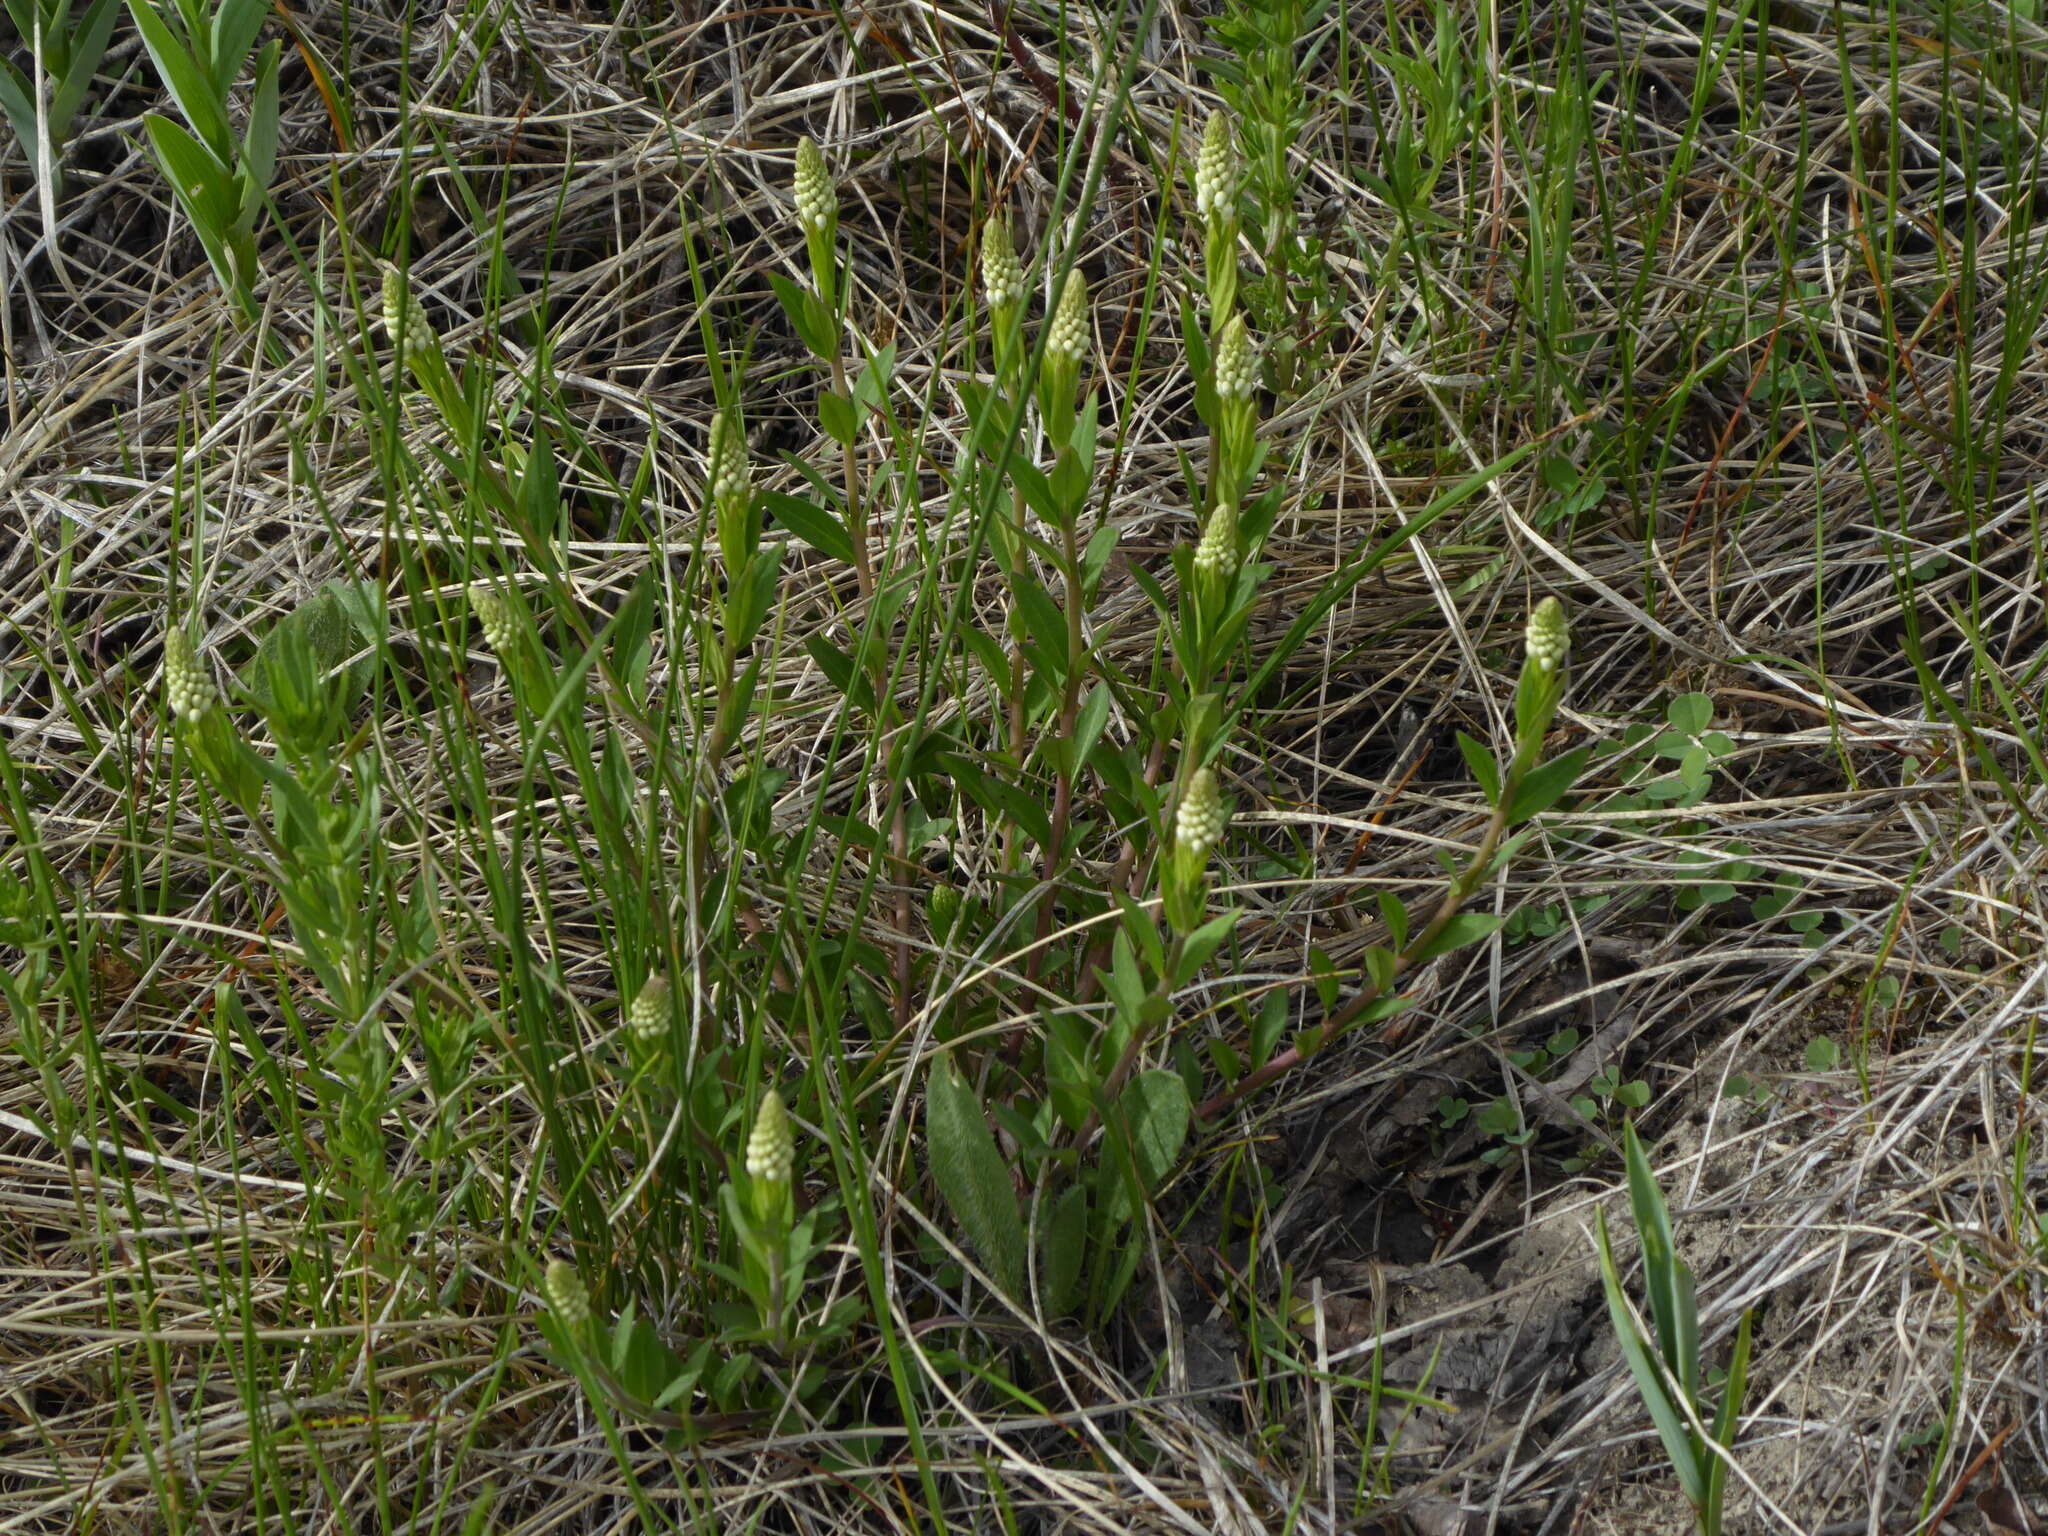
<box><xmin>1524</xmin><ymin>596</ymin><xmax>1568</xmax><ymax>674</ymax></box>
<box><xmin>380</xmin><ymin>266</ymin><xmax>434</xmax><ymax>356</ymax></box>
<box><xmin>162</xmin><ymin>629</ymin><xmax>216</xmax><ymax>722</ymax></box>
<box><xmin>1046</xmin><ymin>271</ymin><xmax>1090</xmax><ymax>362</ymax></box>
<box><xmin>1193</xmin><ymin>112</ymin><xmax>1239</xmax><ymax>224</ymax></box>
<box><xmin>470</xmin><ymin>584</ymin><xmax>517</xmax><ymax>657</ymax></box>
<box><xmin>627</xmin><ymin>973</ymin><xmax>671</xmax><ymax>1043</ymax></box>
<box><xmin>706</xmin><ymin>412</ymin><xmax>750</xmax><ymax>511</ymax></box>
<box><xmin>543</xmin><ymin>1258</ymin><xmax>591</xmax><ymax>1331</ymax></box>
<box><xmin>745</xmin><ymin>1089</ymin><xmax>794</xmax><ymax>1185</ymax></box>
<box><xmin>1213</xmin><ymin>314</ymin><xmax>1256</xmax><ymax>400</ymax></box>
<box><xmin>981</xmin><ymin>215</ymin><xmax>1026</xmax><ymax>312</ymax></box>
<box><xmin>1193</xmin><ymin>500</ymin><xmax>1239</xmax><ymax>584</ymax></box>
<box><xmin>794</xmin><ymin>138</ymin><xmax>836</xmax><ymax>235</ymax></box>
<box><xmin>1174</xmin><ymin>767</ymin><xmax>1228</xmax><ymax>859</ymax></box>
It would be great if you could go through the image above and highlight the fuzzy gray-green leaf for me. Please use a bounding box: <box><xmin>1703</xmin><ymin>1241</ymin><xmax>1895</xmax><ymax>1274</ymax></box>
<box><xmin>925</xmin><ymin>1057</ymin><xmax>1025</xmax><ymax>1297</ymax></box>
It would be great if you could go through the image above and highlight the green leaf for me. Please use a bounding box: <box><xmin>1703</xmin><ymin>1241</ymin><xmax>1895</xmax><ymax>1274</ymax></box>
<box><xmin>1120</xmin><ymin>1068</ymin><xmax>1190</xmax><ymax>1191</ymax></box>
<box><xmin>768</xmin><ymin>272</ymin><xmax>836</xmax><ymax>358</ymax></box>
<box><xmin>1457</xmin><ymin>730</ymin><xmax>1500</xmax><ymax>804</ymax></box>
<box><xmin>144</xmin><ymin>114</ymin><xmax>237</xmax><ymax>232</ymax></box>
<box><xmin>238</xmin><ymin>41</ymin><xmax>280</xmax><ymax>195</ymax></box>
<box><xmin>52</xmin><ymin>0</ymin><xmax>121</xmax><ymax>133</ymax></box>
<box><xmin>1377</xmin><ymin>892</ymin><xmax>1409</xmax><ymax>951</ymax></box>
<box><xmin>126</xmin><ymin>0</ymin><xmax>234</xmax><ymax>160</ymax></box>
<box><xmin>1173</xmin><ymin>909</ymin><xmax>1238</xmax><ymax>984</ymax></box>
<box><xmin>924</xmin><ymin>1058</ymin><xmax>1026</xmax><ymax>1297</ymax></box>
<box><xmin>762</xmin><ymin>491</ymin><xmax>854</xmax><ymax>566</ymax></box>
<box><xmin>1507</xmin><ymin>746</ymin><xmax>1591</xmax><ymax>824</ymax></box>
<box><xmin>209</xmin><ymin>0</ymin><xmax>270</xmax><ymax>88</ymax></box>
<box><xmin>1666</xmin><ymin>692</ymin><xmax>1713</xmax><ymax>735</ymax></box>
<box><xmin>1594</xmin><ymin>1209</ymin><xmax>1707</xmax><ymax>1508</ymax></box>
<box><xmin>817</xmin><ymin>389</ymin><xmax>858</xmax><ymax>446</ymax></box>
<box><xmin>1251</xmin><ymin>990</ymin><xmax>1289</xmax><ymax>1070</ymax></box>
<box><xmin>1702</xmin><ymin>1308</ymin><xmax>1754</xmax><ymax>1535</ymax></box>
<box><xmin>1037</xmin><ymin>1184</ymin><xmax>1088</xmax><ymax>1318</ymax></box>
<box><xmin>1411</xmin><ymin>912</ymin><xmax>1503</xmax><ymax>962</ymax></box>
<box><xmin>1070</xmin><ymin>683</ymin><xmax>1111</xmax><ymax>770</ymax></box>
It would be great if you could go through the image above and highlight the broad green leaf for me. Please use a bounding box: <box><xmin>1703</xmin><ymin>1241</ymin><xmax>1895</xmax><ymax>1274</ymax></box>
<box><xmin>1174</xmin><ymin>909</ymin><xmax>1238</xmax><ymax>984</ymax></box>
<box><xmin>1411</xmin><ymin>911</ymin><xmax>1503</xmax><ymax>962</ymax></box>
<box><xmin>817</xmin><ymin>388</ymin><xmax>857</xmax><ymax>446</ymax></box>
<box><xmin>1457</xmin><ymin>730</ymin><xmax>1500</xmax><ymax>805</ymax></box>
<box><xmin>1666</xmin><ymin>692</ymin><xmax>1713</xmax><ymax>735</ymax></box>
<box><xmin>53</xmin><ymin>0</ymin><xmax>121</xmax><ymax>132</ymax></box>
<box><xmin>144</xmin><ymin>114</ymin><xmax>236</xmax><ymax>232</ymax></box>
<box><xmin>209</xmin><ymin>0</ymin><xmax>270</xmax><ymax>89</ymax></box>
<box><xmin>767</xmin><ymin>272</ymin><xmax>835</xmax><ymax>358</ymax></box>
<box><xmin>1507</xmin><ymin>746</ymin><xmax>1591</xmax><ymax>824</ymax></box>
<box><xmin>761</xmin><ymin>491</ymin><xmax>854</xmax><ymax>566</ymax></box>
<box><xmin>1121</xmin><ymin>1068</ymin><xmax>1190</xmax><ymax>1191</ymax></box>
<box><xmin>1037</xmin><ymin>1184</ymin><xmax>1088</xmax><ymax>1318</ymax></box>
<box><xmin>924</xmin><ymin>1057</ymin><xmax>1025</xmax><ymax>1297</ymax></box>
<box><xmin>127</xmin><ymin>0</ymin><xmax>234</xmax><ymax>160</ymax></box>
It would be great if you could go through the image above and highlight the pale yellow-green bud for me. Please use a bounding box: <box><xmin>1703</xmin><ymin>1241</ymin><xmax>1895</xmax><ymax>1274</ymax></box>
<box><xmin>705</xmin><ymin>412</ymin><xmax>750</xmax><ymax>514</ymax></box>
<box><xmin>1045</xmin><ymin>271</ymin><xmax>1089</xmax><ymax>362</ymax></box>
<box><xmin>1525</xmin><ymin>596</ymin><xmax>1568</xmax><ymax>674</ymax></box>
<box><xmin>981</xmin><ymin>216</ymin><xmax>1026</xmax><ymax>312</ymax></box>
<box><xmin>1193</xmin><ymin>500</ymin><xmax>1238</xmax><ymax>583</ymax></box>
<box><xmin>380</xmin><ymin>267</ymin><xmax>434</xmax><ymax>357</ymax></box>
<box><xmin>1174</xmin><ymin>767</ymin><xmax>1227</xmax><ymax>859</ymax></box>
<box><xmin>794</xmin><ymin>138</ymin><xmax>836</xmax><ymax>235</ymax></box>
<box><xmin>543</xmin><ymin>1258</ymin><xmax>591</xmax><ymax>1331</ymax></box>
<box><xmin>162</xmin><ymin>629</ymin><xmax>216</xmax><ymax>722</ymax></box>
<box><xmin>627</xmin><ymin>973</ymin><xmax>671</xmax><ymax>1043</ymax></box>
<box><xmin>928</xmin><ymin>883</ymin><xmax>963</xmax><ymax>940</ymax></box>
<box><xmin>1193</xmin><ymin>112</ymin><xmax>1239</xmax><ymax>224</ymax></box>
<box><xmin>1213</xmin><ymin>314</ymin><xmax>1256</xmax><ymax>400</ymax></box>
<box><xmin>470</xmin><ymin>584</ymin><xmax>517</xmax><ymax>658</ymax></box>
<box><xmin>745</xmin><ymin>1089</ymin><xmax>794</xmax><ymax>1184</ymax></box>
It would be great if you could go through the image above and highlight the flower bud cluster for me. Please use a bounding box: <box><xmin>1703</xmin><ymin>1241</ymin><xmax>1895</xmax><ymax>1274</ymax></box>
<box><xmin>745</xmin><ymin>1089</ymin><xmax>794</xmax><ymax>1185</ymax></box>
<box><xmin>543</xmin><ymin>1258</ymin><xmax>591</xmax><ymax>1331</ymax></box>
<box><xmin>1046</xmin><ymin>272</ymin><xmax>1089</xmax><ymax>362</ymax></box>
<box><xmin>1174</xmin><ymin>767</ymin><xmax>1228</xmax><ymax>859</ymax></box>
<box><xmin>1525</xmin><ymin>596</ymin><xmax>1568</xmax><ymax>673</ymax></box>
<box><xmin>470</xmin><ymin>585</ymin><xmax>517</xmax><ymax>657</ymax></box>
<box><xmin>1193</xmin><ymin>501</ymin><xmax>1238</xmax><ymax>584</ymax></box>
<box><xmin>981</xmin><ymin>217</ymin><xmax>1026</xmax><ymax>311</ymax></box>
<box><xmin>1194</xmin><ymin>113</ymin><xmax>1239</xmax><ymax>223</ymax></box>
<box><xmin>163</xmin><ymin>630</ymin><xmax>216</xmax><ymax>722</ymax></box>
<box><xmin>706</xmin><ymin>413</ymin><xmax>750</xmax><ymax>515</ymax></box>
<box><xmin>628</xmin><ymin>974</ymin><xmax>670</xmax><ymax>1043</ymax></box>
<box><xmin>381</xmin><ymin>267</ymin><xmax>435</xmax><ymax>357</ymax></box>
<box><xmin>794</xmin><ymin>138</ymin><xmax>836</xmax><ymax>235</ymax></box>
<box><xmin>1214</xmin><ymin>315</ymin><xmax>1257</xmax><ymax>401</ymax></box>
